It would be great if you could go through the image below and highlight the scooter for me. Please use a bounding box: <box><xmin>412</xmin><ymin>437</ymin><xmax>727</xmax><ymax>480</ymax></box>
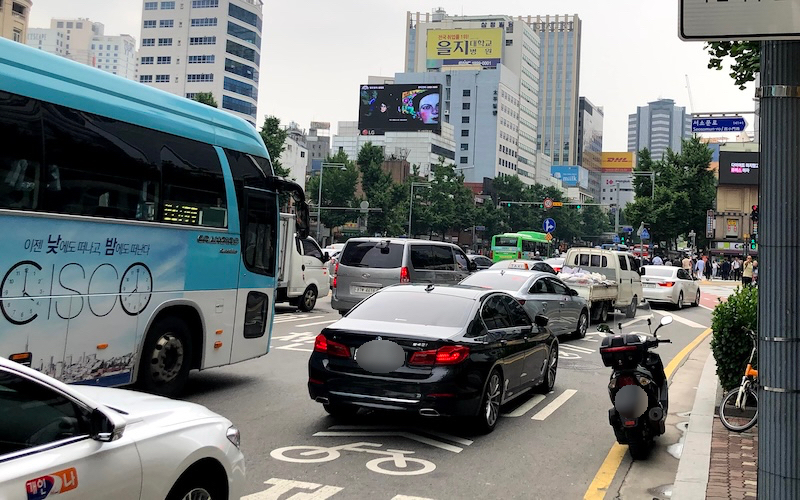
<box><xmin>598</xmin><ymin>315</ymin><xmax>674</xmax><ymax>459</ymax></box>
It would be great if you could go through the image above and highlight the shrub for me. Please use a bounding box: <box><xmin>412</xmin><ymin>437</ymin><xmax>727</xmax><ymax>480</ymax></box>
<box><xmin>710</xmin><ymin>285</ymin><xmax>758</xmax><ymax>392</ymax></box>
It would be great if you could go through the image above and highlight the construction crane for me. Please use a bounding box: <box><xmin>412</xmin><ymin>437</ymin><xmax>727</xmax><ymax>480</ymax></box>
<box><xmin>685</xmin><ymin>74</ymin><xmax>695</xmax><ymax>114</ymax></box>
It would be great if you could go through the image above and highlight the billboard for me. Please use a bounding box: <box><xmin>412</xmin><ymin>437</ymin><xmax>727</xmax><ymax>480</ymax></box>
<box><xmin>551</xmin><ymin>166</ymin><xmax>589</xmax><ymax>189</ymax></box>
<box><xmin>426</xmin><ymin>28</ymin><xmax>503</xmax><ymax>68</ymax></box>
<box><xmin>719</xmin><ymin>151</ymin><xmax>759</xmax><ymax>185</ymax></box>
<box><xmin>601</xmin><ymin>152</ymin><xmax>634</xmax><ymax>172</ymax></box>
<box><xmin>357</xmin><ymin>84</ymin><xmax>442</xmax><ymax>136</ymax></box>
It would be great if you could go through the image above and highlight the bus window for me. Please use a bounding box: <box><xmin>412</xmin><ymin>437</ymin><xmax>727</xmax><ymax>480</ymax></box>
<box><xmin>243</xmin><ymin>188</ymin><xmax>278</xmax><ymax>277</ymax></box>
<box><xmin>495</xmin><ymin>236</ymin><xmax>518</xmax><ymax>248</ymax></box>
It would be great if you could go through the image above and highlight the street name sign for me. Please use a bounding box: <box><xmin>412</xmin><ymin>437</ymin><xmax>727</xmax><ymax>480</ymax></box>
<box><xmin>680</xmin><ymin>0</ymin><xmax>800</xmax><ymax>41</ymax></box>
<box><xmin>691</xmin><ymin>117</ymin><xmax>747</xmax><ymax>133</ymax></box>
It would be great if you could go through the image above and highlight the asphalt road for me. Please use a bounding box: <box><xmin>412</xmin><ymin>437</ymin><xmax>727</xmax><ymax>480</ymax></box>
<box><xmin>180</xmin><ymin>290</ymin><xmax>720</xmax><ymax>500</ymax></box>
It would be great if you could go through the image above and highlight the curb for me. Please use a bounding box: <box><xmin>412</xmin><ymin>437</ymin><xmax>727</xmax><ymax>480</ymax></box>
<box><xmin>672</xmin><ymin>352</ymin><xmax>718</xmax><ymax>499</ymax></box>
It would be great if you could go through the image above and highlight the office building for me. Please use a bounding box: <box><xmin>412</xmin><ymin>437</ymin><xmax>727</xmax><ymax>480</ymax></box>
<box><xmin>26</xmin><ymin>19</ymin><xmax>137</xmax><ymax>80</ymax></box>
<box><xmin>306</xmin><ymin>121</ymin><xmax>331</xmax><ymax>174</ymax></box>
<box><xmin>521</xmin><ymin>14</ymin><xmax>582</xmax><ymax>167</ymax></box>
<box><xmin>137</xmin><ymin>0</ymin><xmax>263</xmax><ymax>126</ymax></box>
<box><xmin>403</xmin><ymin>10</ymin><xmax>541</xmax><ymax>185</ymax></box>
<box><xmin>627</xmin><ymin>98</ymin><xmax>693</xmax><ymax>160</ymax></box>
<box><xmin>577</xmin><ymin>96</ymin><xmax>603</xmax><ymax>201</ymax></box>
<box><xmin>0</xmin><ymin>0</ymin><xmax>31</xmax><ymax>42</ymax></box>
<box><xmin>282</xmin><ymin>122</ymin><xmax>308</xmax><ymax>191</ymax></box>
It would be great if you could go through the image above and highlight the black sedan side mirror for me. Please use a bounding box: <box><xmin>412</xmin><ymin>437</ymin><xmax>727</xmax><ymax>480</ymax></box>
<box><xmin>323</xmin><ymin>252</ymin><xmax>330</xmax><ymax>263</ymax></box>
<box><xmin>468</xmin><ymin>260</ymin><xmax>478</xmax><ymax>272</ymax></box>
<box><xmin>534</xmin><ymin>315</ymin><xmax>549</xmax><ymax>327</ymax></box>
<box><xmin>638</xmin><ymin>267</ymin><xmax>646</xmax><ymax>275</ymax></box>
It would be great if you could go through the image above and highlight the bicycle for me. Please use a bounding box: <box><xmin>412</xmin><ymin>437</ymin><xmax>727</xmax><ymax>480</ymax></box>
<box><xmin>718</xmin><ymin>329</ymin><xmax>759</xmax><ymax>432</ymax></box>
<box><xmin>270</xmin><ymin>441</ymin><xmax>436</xmax><ymax>476</ymax></box>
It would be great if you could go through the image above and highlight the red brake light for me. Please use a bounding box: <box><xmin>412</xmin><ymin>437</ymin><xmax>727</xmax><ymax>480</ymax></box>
<box><xmin>517</xmin><ymin>299</ymin><xmax>526</xmax><ymax>305</ymax></box>
<box><xmin>334</xmin><ymin>262</ymin><xmax>339</xmax><ymax>275</ymax></box>
<box><xmin>489</xmin><ymin>250</ymin><xmax>493</xmax><ymax>259</ymax></box>
<box><xmin>400</xmin><ymin>266</ymin><xmax>410</xmax><ymax>283</ymax></box>
<box><xmin>601</xmin><ymin>345</ymin><xmax>638</xmax><ymax>353</ymax></box>
<box><xmin>409</xmin><ymin>346</ymin><xmax>470</xmax><ymax>366</ymax></box>
<box><xmin>332</xmin><ymin>276</ymin><xmax>337</xmax><ymax>288</ymax></box>
<box><xmin>313</xmin><ymin>334</ymin><xmax>350</xmax><ymax>358</ymax></box>
<box><xmin>616</xmin><ymin>375</ymin><xmax>636</xmax><ymax>387</ymax></box>
<box><xmin>658</xmin><ymin>281</ymin><xmax>675</xmax><ymax>287</ymax></box>
<box><xmin>518</xmin><ymin>251</ymin><xmax>522</xmax><ymax>258</ymax></box>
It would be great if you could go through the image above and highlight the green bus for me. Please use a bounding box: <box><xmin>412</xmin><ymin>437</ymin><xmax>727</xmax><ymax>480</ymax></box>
<box><xmin>490</xmin><ymin>232</ymin><xmax>552</xmax><ymax>262</ymax></box>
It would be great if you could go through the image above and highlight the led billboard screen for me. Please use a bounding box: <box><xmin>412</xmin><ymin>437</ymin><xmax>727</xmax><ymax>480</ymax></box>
<box><xmin>358</xmin><ymin>84</ymin><xmax>442</xmax><ymax>136</ymax></box>
<box><xmin>718</xmin><ymin>151</ymin><xmax>760</xmax><ymax>185</ymax></box>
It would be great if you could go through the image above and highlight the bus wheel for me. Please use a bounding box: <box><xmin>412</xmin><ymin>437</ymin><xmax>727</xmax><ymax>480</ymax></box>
<box><xmin>138</xmin><ymin>317</ymin><xmax>192</xmax><ymax>397</ymax></box>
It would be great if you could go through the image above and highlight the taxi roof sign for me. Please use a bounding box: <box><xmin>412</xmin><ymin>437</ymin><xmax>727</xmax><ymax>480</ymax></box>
<box><xmin>508</xmin><ymin>262</ymin><xmax>531</xmax><ymax>270</ymax></box>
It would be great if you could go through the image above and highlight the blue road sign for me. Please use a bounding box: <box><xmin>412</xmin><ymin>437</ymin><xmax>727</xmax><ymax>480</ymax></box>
<box><xmin>543</xmin><ymin>218</ymin><xmax>556</xmax><ymax>233</ymax></box>
<box><xmin>691</xmin><ymin>117</ymin><xmax>746</xmax><ymax>133</ymax></box>
<box><xmin>612</xmin><ymin>235</ymin><xmax>620</xmax><ymax>243</ymax></box>
<box><xmin>623</xmin><ymin>226</ymin><xmax>634</xmax><ymax>234</ymax></box>
<box><xmin>641</xmin><ymin>228</ymin><xmax>650</xmax><ymax>240</ymax></box>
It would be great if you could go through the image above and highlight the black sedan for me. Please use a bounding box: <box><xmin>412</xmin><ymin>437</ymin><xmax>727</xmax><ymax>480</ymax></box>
<box><xmin>308</xmin><ymin>284</ymin><xmax>559</xmax><ymax>433</ymax></box>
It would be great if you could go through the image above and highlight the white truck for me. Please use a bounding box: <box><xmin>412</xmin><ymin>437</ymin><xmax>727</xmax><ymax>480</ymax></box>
<box><xmin>277</xmin><ymin>213</ymin><xmax>331</xmax><ymax>311</ymax></box>
<box><xmin>561</xmin><ymin>247</ymin><xmax>644</xmax><ymax>323</ymax></box>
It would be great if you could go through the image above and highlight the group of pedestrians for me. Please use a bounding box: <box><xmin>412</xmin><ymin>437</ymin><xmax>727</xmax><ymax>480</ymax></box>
<box><xmin>647</xmin><ymin>253</ymin><xmax>758</xmax><ymax>286</ymax></box>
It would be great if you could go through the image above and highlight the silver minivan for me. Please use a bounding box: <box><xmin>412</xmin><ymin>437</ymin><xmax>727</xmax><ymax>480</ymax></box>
<box><xmin>331</xmin><ymin>238</ymin><xmax>477</xmax><ymax>314</ymax></box>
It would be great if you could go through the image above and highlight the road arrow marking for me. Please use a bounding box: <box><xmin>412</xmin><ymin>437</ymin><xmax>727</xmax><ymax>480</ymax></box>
<box><xmin>531</xmin><ymin>389</ymin><xmax>577</xmax><ymax>421</ymax></box>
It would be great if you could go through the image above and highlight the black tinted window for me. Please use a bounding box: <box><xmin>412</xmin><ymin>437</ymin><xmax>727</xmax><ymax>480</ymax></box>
<box><xmin>0</xmin><ymin>92</ymin><xmax>44</xmax><ymax>211</ymax></box>
<box><xmin>455</xmin><ymin>250</ymin><xmax>469</xmax><ymax>272</ymax></box>
<box><xmin>529</xmin><ymin>278</ymin><xmax>553</xmax><ymax>294</ymax></box>
<box><xmin>628</xmin><ymin>256</ymin><xmax>638</xmax><ymax>271</ymax></box>
<box><xmin>340</xmin><ymin>241</ymin><xmax>403</xmax><ymax>268</ymax></box>
<box><xmin>243</xmin><ymin>189</ymin><xmax>277</xmax><ymax>276</ymax></box>
<box><xmin>533</xmin><ymin>263</ymin><xmax>556</xmax><ymax>274</ymax></box>
<box><xmin>548</xmin><ymin>278</ymin><xmax>568</xmax><ymax>295</ymax></box>
<box><xmin>411</xmin><ymin>245</ymin><xmax>456</xmax><ymax>271</ymax></box>
<box><xmin>618</xmin><ymin>255</ymin><xmax>628</xmax><ymax>270</ymax></box>
<box><xmin>348</xmin><ymin>291</ymin><xmax>473</xmax><ymax>328</ymax></box>
<box><xmin>0</xmin><ymin>369</ymin><xmax>90</xmax><ymax>456</ymax></box>
<box><xmin>495</xmin><ymin>237</ymin><xmax>518</xmax><ymax>247</ymax></box>
<box><xmin>481</xmin><ymin>295</ymin><xmax>513</xmax><ymax>330</ymax></box>
<box><xmin>301</xmin><ymin>238</ymin><xmax>323</xmax><ymax>261</ymax></box>
<box><xmin>503</xmin><ymin>296</ymin><xmax>532</xmax><ymax>327</ymax></box>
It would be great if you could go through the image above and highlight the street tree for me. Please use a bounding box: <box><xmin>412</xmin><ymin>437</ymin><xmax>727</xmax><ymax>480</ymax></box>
<box><xmin>305</xmin><ymin>151</ymin><xmax>359</xmax><ymax>229</ymax></box>
<box><xmin>411</xmin><ymin>159</ymin><xmax>476</xmax><ymax>239</ymax></box>
<box><xmin>356</xmin><ymin>142</ymin><xmax>386</xmax><ymax>197</ymax></box>
<box><xmin>192</xmin><ymin>92</ymin><xmax>218</xmax><ymax>108</ymax></box>
<box><xmin>705</xmin><ymin>41</ymin><xmax>760</xmax><ymax>90</ymax></box>
<box><xmin>259</xmin><ymin>116</ymin><xmax>290</xmax><ymax>178</ymax></box>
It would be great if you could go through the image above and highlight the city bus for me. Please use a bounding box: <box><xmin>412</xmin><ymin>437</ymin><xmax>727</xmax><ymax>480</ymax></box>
<box><xmin>0</xmin><ymin>39</ymin><xmax>309</xmax><ymax>395</ymax></box>
<box><xmin>490</xmin><ymin>232</ymin><xmax>552</xmax><ymax>262</ymax></box>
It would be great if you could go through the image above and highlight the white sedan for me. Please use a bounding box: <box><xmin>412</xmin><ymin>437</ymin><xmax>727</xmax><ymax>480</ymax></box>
<box><xmin>641</xmin><ymin>265</ymin><xmax>700</xmax><ymax>309</ymax></box>
<box><xmin>0</xmin><ymin>356</ymin><xmax>244</xmax><ymax>500</ymax></box>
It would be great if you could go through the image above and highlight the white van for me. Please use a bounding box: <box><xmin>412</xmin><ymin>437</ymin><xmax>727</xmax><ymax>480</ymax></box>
<box><xmin>277</xmin><ymin>213</ymin><xmax>331</xmax><ymax>311</ymax></box>
<box><xmin>562</xmin><ymin>248</ymin><xmax>644</xmax><ymax>318</ymax></box>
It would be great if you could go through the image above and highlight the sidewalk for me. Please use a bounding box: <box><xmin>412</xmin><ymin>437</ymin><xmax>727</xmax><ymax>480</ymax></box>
<box><xmin>672</xmin><ymin>352</ymin><xmax>758</xmax><ymax>499</ymax></box>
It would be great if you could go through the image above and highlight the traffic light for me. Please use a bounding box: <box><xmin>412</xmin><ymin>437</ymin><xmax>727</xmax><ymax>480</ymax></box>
<box><xmin>505</xmin><ymin>202</ymin><xmax>512</xmax><ymax>208</ymax></box>
<box><xmin>620</xmin><ymin>235</ymin><xmax>626</xmax><ymax>244</ymax></box>
<box><xmin>750</xmin><ymin>204</ymin><xmax>759</xmax><ymax>222</ymax></box>
<box><xmin>575</xmin><ymin>204</ymin><xmax>582</xmax><ymax>210</ymax></box>
<box><xmin>750</xmin><ymin>234</ymin><xmax>757</xmax><ymax>250</ymax></box>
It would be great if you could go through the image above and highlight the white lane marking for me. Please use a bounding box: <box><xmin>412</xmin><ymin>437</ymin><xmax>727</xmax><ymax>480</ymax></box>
<box><xmin>297</xmin><ymin>319</ymin><xmax>339</xmax><ymax>327</ymax></box>
<box><xmin>560</xmin><ymin>344</ymin><xmax>595</xmax><ymax>354</ymax></box>
<box><xmin>326</xmin><ymin>426</ymin><xmax>473</xmax><ymax>446</ymax></box>
<box><xmin>502</xmin><ymin>394</ymin><xmax>545</xmax><ymax>417</ymax></box>
<box><xmin>271</xmin><ymin>331</ymin><xmax>314</xmax><ymax>341</ymax></box>
<box><xmin>531</xmin><ymin>389</ymin><xmax>577</xmax><ymax>421</ymax></box>
<box><xmin>275</xmin><ymin>315</ymin><xmax>324</xmax><ymax>324</ymax></box>
<box><xmin>312</xmin><ymin>431</ymin><xmax>463</xmax><ymax>453</ymax></box>
<box><xmin>393</xmin><ymin>496</ymin><xmax>436</xmax><ymax>500</ymax></box>
<box><xmin>242</xmin><ymin>478</ymin><xmax>343</xmax><ymax>499</ymax></box>
<box><xmin>275</xmin><ymin>345</ymin><xmax>313</xmax><ymax>352</ymax></box>
<box><xmin>652</xmin><ymin>309</ymin><xmax>709</xmax><ymax>329</ymax></box>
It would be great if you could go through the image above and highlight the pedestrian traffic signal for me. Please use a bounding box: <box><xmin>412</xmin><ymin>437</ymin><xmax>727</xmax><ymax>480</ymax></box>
<box><xmin>750</xmin><ymin>234</ymin><xmax>757</xmax><ymax>250</ymax></box>
<box><xmin>750</xmin><ymin>205</ymin><xmax>759</xmax><ymax>222</ymax></box>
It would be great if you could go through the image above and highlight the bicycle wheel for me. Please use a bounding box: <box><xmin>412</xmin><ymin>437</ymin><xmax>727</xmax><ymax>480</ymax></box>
<box><xmin>719</xmin><ymin>387</ymin><xmax>758</xmax><ymax>432</ymax></box>
<box><xmin>270</xmin><ymin>445</ymin><xmax>340</xmax><ymax>463</ymax></box>
<box><xmin>365</xmin><ymin>456</ymin><xmax>436</xmax><ymax>476</ymax></box>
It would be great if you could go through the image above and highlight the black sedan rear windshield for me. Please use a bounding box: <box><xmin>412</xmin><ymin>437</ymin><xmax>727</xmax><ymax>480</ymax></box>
<box><xmin>340</xmin><ymin>241</ymin><xmax>404</xmax><ymax>268</ymax></box>
<box><xmin>348</xmin><ymin>291</ymin><xmax>473</xmax><ymax>328</ymax></box>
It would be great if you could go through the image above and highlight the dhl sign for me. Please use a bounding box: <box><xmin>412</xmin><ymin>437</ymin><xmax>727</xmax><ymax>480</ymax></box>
<box><xmin>601</xmin><ymin>152</ymin><xmax>634</xmax><ymax>172</ymax></box>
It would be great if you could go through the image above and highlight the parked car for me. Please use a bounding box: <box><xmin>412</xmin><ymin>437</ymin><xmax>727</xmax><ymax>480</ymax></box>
<box><xmin>544</xmin><ymin>257</ymin><xmax>565</xmax><ymax>273</ymax></box>
<box><xmin>489</xmin><ymin>259</ymin><xmax>557</xmax><ymax>275</ymax></box>
<box><xmin>309</xmin><ymin>284</ymin><xmax>558</xmax><ymax>433</ymax></box>
<box><xmin>460</xmin><ymin>270</ymin><xmax>590</xmax><ymax>338</ymax></box>
<box><xmin>330</xmin><ymin>238</ymin><xmax>477</xmax><ymax>314</ymax></box>
<box><xmin>0</xmin><ymin>356</ymin><xmax>244</xmax><ymax>500</ymax></box>
<box><xmin>467</xmin><ymin>254</ymin><xmax>494</xmax><ymax>270</ymax></box>
<box><xmin>641</xmin><ymin>265</ymin><xmax>701</xmax><ymax>309</ymax></box>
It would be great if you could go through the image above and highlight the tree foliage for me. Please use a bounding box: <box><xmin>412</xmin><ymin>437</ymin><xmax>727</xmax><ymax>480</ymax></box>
<box><xmin>192</xmin><ymin>92</ymin><xmax>218</xmax><ymax>108</ymax></box>
<box><xmin>624</xmin><ymin>138</ymin><xmax>715</xmax><ymax>250</ymax></box>
<box><xmin>259</xmin><ymin>116</ymin><xmax>290</xmax><ymax>177</ymax></box>
<box><xmin>705</xmin><ymin>41</ymin><xmax>760</xmax><ymax>90</ymax></box>
<box><xmin>356</xmin><ymin>142</ymin><xmax>386</xmax><ymax>198</ymax></box>
<box><xmin>305</xmin><ymin>151</ymin><xmax>359</xmax><ymax>229</ymax></box>
<box><xmin>711</xmin><ymin>285</ymin><xmax>758</xmax><ymax>392</ymax></box>
<box><xmin>411</xmin><ymin>159</ymin><xmax>476</xmax><ymax>239</ymax></box>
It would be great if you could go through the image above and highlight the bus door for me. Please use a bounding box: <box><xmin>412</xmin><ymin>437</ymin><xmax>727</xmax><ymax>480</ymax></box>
<box><xmin>229</xmin><ymin>187</ymin><xmax>277</xmax><ymax>364</ymax></box>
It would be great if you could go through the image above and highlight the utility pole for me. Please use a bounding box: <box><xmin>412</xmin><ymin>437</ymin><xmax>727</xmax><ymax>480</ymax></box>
<box><xmin>758</xmin><ymin>40</ymin><xmax>800</xmax><ymax>498</ymax></box>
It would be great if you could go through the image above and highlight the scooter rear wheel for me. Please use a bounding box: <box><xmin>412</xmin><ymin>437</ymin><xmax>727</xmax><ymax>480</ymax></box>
<box><xmin>628</xmin><ymin>441</ymin><xmax>652</xmax><ymax>460</ymax></box>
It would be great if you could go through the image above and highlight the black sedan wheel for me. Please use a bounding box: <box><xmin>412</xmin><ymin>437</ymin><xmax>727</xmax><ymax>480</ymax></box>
<box><xmin>472</xmin><ymin>369</ymin><xmax>502</xmax><ymax>434</ymax></box>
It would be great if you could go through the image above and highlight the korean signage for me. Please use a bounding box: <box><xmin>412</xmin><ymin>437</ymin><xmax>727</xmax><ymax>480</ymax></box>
<box><xmin>601</xmin><ymin>152</ymin><xmax>634</xmax><ymax>172</ymax></box>
<box><xmin>719</xmin><ymin>151</ymin><xmax>760</xmax><ymax>186</ymax></box>
<box><xmin>726</xmin><ymin>218</ymin><xmax>739</xmax><ymax>238</ymax></box>
<box><xmin>426</xmin><ymin>28</ymin><xmax>503</xmax><ymax>68</ymax></box>
<box><xmin>680</xmin><ymin>0</ymin><xmax>800</xmax><ymax>41</ymax></box>
<box><xmin>691</xmin><ymin>117</ymin><xmax>746</xmax><ymax>133</ymax></box>
<box><xmin>706</xmin><ymin>209</ymin><xmax>715</xmax><ymax>239</ymax></box>
<box><xmin>550</xmin><ymin>166</ymin><xmax>589</xmax><ymax>189</ymax></box>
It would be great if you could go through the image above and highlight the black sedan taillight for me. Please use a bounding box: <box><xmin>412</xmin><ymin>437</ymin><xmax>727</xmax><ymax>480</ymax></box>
<box><xmin>408</xmin><ymin>345</ymin><xmax>470</xmax><ymax>366</ymax></box>
<box><xmin>314</xmin><ymin>334</ymin><xmax>350</xmax><ymax>358</ymax></box>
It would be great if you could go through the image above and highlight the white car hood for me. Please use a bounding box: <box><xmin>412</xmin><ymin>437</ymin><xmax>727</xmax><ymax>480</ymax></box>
<box><xmin>75</xmin><ymin>386</ymin><xmax>224</xmax><ymax>428</ymax></box>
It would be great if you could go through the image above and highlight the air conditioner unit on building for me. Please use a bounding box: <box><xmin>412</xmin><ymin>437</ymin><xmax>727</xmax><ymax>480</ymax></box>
<box><xmin>493</xmin><ymin>110</ymin><xmax>498</xmax><ymax>115</ymax></box>
<box><xmin>493</xmin><ymin>103</ymin><xmax>497</xmax><ymax>109</ymax></box>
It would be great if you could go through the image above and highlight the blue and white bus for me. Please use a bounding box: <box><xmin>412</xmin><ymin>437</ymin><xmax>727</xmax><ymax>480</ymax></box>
<box><xmin>0</xmin><ymin>39</ymin><xmax>309</xmax><ymax>395</ymax></box>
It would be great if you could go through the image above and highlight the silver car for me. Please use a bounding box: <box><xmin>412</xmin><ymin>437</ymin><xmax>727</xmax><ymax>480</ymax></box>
<box><xmin>460</xmin><ymin>270</ymin><xmax>590</xmax><ymax>338</ymax></box>
<box><xmin>331</xmin><ymin>238</ymin><xmax>476</xmax><ymax>314</ymax></box>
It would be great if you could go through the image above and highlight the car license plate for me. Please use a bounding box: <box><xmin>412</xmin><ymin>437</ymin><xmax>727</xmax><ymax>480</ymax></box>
<box><xmin>352</xmin><ymin>286</ymin><xmax>379</xmax><ymax>294</ymax></box>
<box><xmin>643</xmin><ymin>283</ymin><xmax>656</xmax><ymax>288</ymax></box>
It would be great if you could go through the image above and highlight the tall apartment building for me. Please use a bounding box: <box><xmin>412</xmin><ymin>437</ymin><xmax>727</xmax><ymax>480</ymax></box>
<box><xmin>137</xmin><ymin>0</ymin><xmax>263</xmax><ymax>127</ymax></box>
<box><xmin>404</xmin><ymin>10</ymin><xmax>541</xmax><ymax>185</ymax></box>
<box><xmin>520</xmin><ymin>14</ymin><xmax>581</xmax><ymax>166</ymax></box>
<box><xmin>26</xmin><ymin>19</ymin><xmax>137</xmax><ymax>80</ymax></box>
<box><xmin>576</xmin><ymin>96</ymin><xmax>603</xmax><ymax>201</ymax></box>
<box><xmin>627</xmin><ymin>98</ymin><xmax>693</xmax><ymax>160</ymax></box>
<box><xmin>0</xmin><ymin>0</ymin><xmax>31</xmax><ymax>42</ymax></box>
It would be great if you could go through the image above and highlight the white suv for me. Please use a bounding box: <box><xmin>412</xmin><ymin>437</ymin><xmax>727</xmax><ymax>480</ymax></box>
<box><xmin>0</xmin><ymin>356</ymin><xmax>244</xmax><ymax>500</ymax></box>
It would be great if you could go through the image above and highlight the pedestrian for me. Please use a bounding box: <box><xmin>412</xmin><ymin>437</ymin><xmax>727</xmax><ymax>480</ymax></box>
<box><xmin>732</xmin><ymin>257</ymin><xmax>742</xmax><ymax>281</ymax></box>
<box><xmin>682</xmin><ymin>254</ymin><xmax>692</xmax><ymax>272</ymax></box>
<box><xmin>742</xmin><ymin>256</ymin><xmax>756</xmax><ymax>286</ymax></box>
<box><xmin>653</xmin><ymin>254</ymin><xmax>664</xmax><ymax>266</ymax></box>
<box><xmin>722</xmin><ymin>258</ymin><xmax>731</xmax><ymax>280</ymax></box>
<box><xmin>712</xmin><ymin>258</ymin><xmax>719</xmax><ymax>279</ymax></box>
<box><xmin>695</xmin><ymin>257</ymin><xmax>706</xmax><ymax>281</ymax></box>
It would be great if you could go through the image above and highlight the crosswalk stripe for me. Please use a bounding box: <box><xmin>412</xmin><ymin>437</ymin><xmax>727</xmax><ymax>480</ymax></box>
<box><xmin>531</xmin><ymin>389</ymin><xmax>577</xmax><ymax>421</ymax></box>
<box><xmin>560</xmin><ymin>344</ymin><xmax>595</xmax><ymax>354</ymax></box>
<box><xmin>652</xmin><ymin>309</ymin><xmax>709</xmax><ymax>329</ymax></box>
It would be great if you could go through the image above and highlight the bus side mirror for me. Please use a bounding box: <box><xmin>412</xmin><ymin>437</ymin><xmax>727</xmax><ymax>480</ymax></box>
<box><xmin>270</xmin><ymin>177</ymin><xmax>310</xmax><ymax>239</ymax></box>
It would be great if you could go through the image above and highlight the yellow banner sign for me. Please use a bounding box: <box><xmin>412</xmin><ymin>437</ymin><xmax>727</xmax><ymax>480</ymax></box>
<box><xmin>601</xmin><ymin>152</ymin><xmax>634</xmax><ymax>172</ymax></box>
<box><xmin>426</xmin><ymin>28</ymin><xmax>503</xmax><ymax>67</ymax></box>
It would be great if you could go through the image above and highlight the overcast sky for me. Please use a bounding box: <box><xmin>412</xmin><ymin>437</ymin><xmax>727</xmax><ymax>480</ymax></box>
<box><xmin>28</xmin><ymin>0</ymin><xmax>756</xmax><ymax>151</ymax></box>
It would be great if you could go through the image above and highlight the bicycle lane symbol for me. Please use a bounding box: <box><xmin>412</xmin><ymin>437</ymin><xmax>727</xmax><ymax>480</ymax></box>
<box><xmin>270</xmin><ymin>441</ymin><xmax>436</xmax><ymax>476</ymax></box>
